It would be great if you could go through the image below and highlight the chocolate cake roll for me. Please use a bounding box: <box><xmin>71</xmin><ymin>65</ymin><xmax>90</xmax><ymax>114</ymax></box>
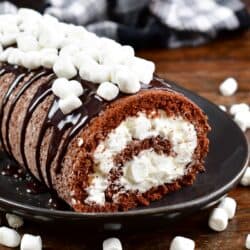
<box><xmin>0</xmin><ymin>9</ymin><xmax>210</xmax><ymax>212</ymax></box>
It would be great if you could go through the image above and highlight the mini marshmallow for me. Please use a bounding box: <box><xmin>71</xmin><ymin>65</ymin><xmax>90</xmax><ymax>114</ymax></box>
<box><xmin>17</xmin><ymin>33</ymin><xmax>39</xmax><ymax>52</ymax></box>
<box><xmin>219</xmin><ymin>77</ymin><xmax>238</xmax><ymax>96</ymax></box>
<box><xmin>65</xmin><ymin>25</ymin><xmax>88</xmax><ymax>41</ymax></box>
<box><xmin>169</xmin><ymin>236</ymin><xmax>195</xmax><ymax>250</ymax></box>
<box><xmin>246</xmin><ymin>234</ymin><xmax>250</xmax><ymax>249</ymax></box>
<box><xmin>1</xmin><ymin>21</ymin><xmax>19</xmax><ymax>34</ymax></box>
<box><xmin>80</xmin><ymin>63</ymin><xmax>111</xmax><ymax>83</ymax></box>
<box><xmin>208</xmin><ymin>207</ymin><xmax>228</xmax><ymax>231</ymax></box>
<box><xmin>21</xmin><ymin>51</ymin><xmax>41</xmax><ymax>69</ymax></box>
<box><xmin>240</xmin><ymin>167</ymin><xmax>250</xmax><ymax>186</ymax></box>
<box><xmin>127</xmin><ymin>115</ymin><xmax>152</xmax><ymax>140</ymax></box>
<box><xmin>41</xmin><ymin>53</ymin><xmax>58</xmax><ymax>68</ymax></box>
<box><xmin>20</xmin><ymin>234</ymin><xmax>42</xmax><ymax>250</ymax></box>
<box><xmin>52</xmin><ymin>78</ymin><xmax>83</xmax><ymax>99</ymax></box>
<box><xmin>99</xmin><ymin>45</ymin><xmax>134</xmax><ymax>65</ymax></box>
<box><xmin>219</xmin><ymin>105</ymin><xmax>227</xmax><ymax>112</ymax></box>
<box><xmin>99</xmin><ymin>37</ymin><xmax>122</xmax><ymax>51</ymax></box>
<box><xmin>18</xmin><ymin>20</ymin><xmax>40</xmax><ymax>38</ymax></box>
<box><xmin>234</xmin><ymin>110</ymin><xmax>250</xmax><ymax>132</ymax></box>
<box><xmin>59</xmin><ymin>44</ymin><xmax>79</xmax><ymax>58</ymax></box>
<box><xmin>53</xmin><ymin>56</ymin><xmax>77</xmax><ymax>79</ymax></box>
<box><xmin>74</xmin><ymin>53</ymin><xmax>98</xmax><ymax>69</ymax></box>
<box><xmin>112</xmin><ymin>67</ymin><xmax>140</xmax><ymax>94</ymax></box>
<box><xmin>6</xmin><ymin>213</ymin><xmax>24</xmax><ymax>229</ymax></box>
<box><xmin>7</xmin><ymin>49</ymin><xmax>24</xmax><ymax>65</ymax></box>
<box><xmin>97</xmin><ymin>82</ymin><xmax>119</xmax><ymax>101</ymax></box>
<box><xmin>126</xmin><ymin>159</ymin><xmax>149</xmax><ymax>183</ymax></box>
<box><xmin>217</xmin><ymin>197</ymin><xmax>237</xmax><ymax>219</ymax></box>
<box><xmin>0</xmin><ymin>47</ymin><xmax>14</xmax><ymax>62</ymax></box>
<box><xmin>38</xmin><ymin>22</ymin><xmax>64</xmax><ymax>49</ymax></box>
<box><xmin>59</xmin><ymin>95</ymin><xmax>82</xmax><ymax>115</ymax></box>
<box><xmin>40</xmin><ymin>48</ymin><xmax>58</xmax><ymax>55</ymax></box>
<box><xmin>0</xmin><ymin>33</ymin><xmax>17</xmax><ymax>47</ymax></box>
<box><xmin>128</xmin><ymin>57</ymin><xmax>155</xmax><ymax>84</ymax></box>
<box><xmin>229</xmin><ymin>103</ymin><xmax>249</xmax><ymax>115</ymax></box>
<box><xmin>18</xmin><ymin>8</ymin><xmax>42</xmax><ymax>22</ymax></box>
<box><xmin>103</xmin><ymin>237</ymin><xmax>122</xmax><ymax>250</ymax></box>
<box><xmin>0</xmin><ymin>226</ymin><xmax>21</xmax><ymax>248</ymax></box>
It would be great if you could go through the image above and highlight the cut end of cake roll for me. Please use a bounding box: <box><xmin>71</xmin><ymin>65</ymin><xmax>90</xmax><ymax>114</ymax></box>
<box><xmin>54</xmin><ymin>89</ymin><xmax>210</xmax><ymax>212</ymax></box>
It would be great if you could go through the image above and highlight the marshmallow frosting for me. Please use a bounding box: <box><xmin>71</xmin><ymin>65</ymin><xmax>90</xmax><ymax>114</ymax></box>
<box><xmin>86</xmin><ymin>110</ymin><xmax>197</xmax><ymax>205</ymax></box>
<box><xmin>0</xmin><ymin>9</ymin><xmax>155</xmax><ymax>114</ymax></box>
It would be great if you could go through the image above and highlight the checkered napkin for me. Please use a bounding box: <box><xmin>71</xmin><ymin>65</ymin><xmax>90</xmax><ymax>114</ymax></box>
<box><xmin>1</xmin><ymin>0</ymin><xmax>250</xmax><ymax>48</ymax></box>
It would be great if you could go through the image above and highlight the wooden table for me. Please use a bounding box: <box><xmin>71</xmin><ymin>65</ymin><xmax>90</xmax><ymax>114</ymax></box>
<box><xmin>1</xmin><ymin>11</ymin><xmax>250</xmax><ymax>250</ymax></box>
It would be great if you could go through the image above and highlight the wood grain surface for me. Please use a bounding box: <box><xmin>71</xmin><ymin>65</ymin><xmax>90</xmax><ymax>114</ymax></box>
<box><xmin>1</xmin><ymin>5</ymin><xmax>250</xmax><ymax>250</ymax></box>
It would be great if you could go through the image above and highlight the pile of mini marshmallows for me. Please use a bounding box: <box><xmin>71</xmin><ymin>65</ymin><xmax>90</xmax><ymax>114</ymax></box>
<box><xmin>0</xmin><ymin>9</ymin><xmax>155</xmax><ymax>114</ymax></box>
<box><xmin>0</xmin><ymin>213</ymin><xmax>42</xmax><ymax>250</ymax></box>
<box><xmin>1</xmin><ymin>192</ymin><xmax>250</xmax><ymax>250</ymax></box>
<box><xmin>219</xmin><ymin>78</ymin><xmax>250</xmax><ymax>132</ymax></box>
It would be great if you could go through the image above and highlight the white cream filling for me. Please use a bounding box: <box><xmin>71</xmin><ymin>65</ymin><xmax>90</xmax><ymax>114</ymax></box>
<box><xmin>85</xmin><ymin>110</ymin><xmax>197</xmax><ymax>205</ymax></box>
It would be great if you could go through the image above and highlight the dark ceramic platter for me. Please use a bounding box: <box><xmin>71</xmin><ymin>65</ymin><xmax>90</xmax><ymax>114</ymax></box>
<box><xmin>0</xmin><ymin>80</ymin><xmax>248</xmax><ymax>231</ymax></box>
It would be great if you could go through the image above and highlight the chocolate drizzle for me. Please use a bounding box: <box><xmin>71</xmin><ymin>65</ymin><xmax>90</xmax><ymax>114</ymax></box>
<box><xmin>20</xmin><ymin>73</ymin><xmax>56</xmax><ymax>177</ymax></box>
<box><xmin>0</xmin><ymin>67</ymin><xmax>26</xmax><ymax>154</ymax></box>
<box><xmin>5</xmin><ymin>70</ymin><xmax>49</xmax><ymax>153</ymax></box>
<box><xmin>0</xmin><ymin>63</ymin><xmax>173</xmax><ymax>191</ymax></box>
<box><xmin>36</xmin><ymin>79</ymin><xmax>104</xmax><ymax>188</ymax></box>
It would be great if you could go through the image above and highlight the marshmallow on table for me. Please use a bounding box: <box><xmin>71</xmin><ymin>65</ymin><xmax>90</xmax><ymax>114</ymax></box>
<box><xmin>6</xmin><ymin>213</ymin><xmax>24</xmax><ymax>228</ymax></box>
<box><xmin>97</xmin><ymin>82</ymin><xmax>119</xmax><ymax>101</ymax></box>
<box><xmin>0</xmin><ymin>226</ymin><xmax>21</xmax><ymax>248</ymax></box>
<box><xmin>246</xmin><ymin>234</ymin><xmax>250</xmax><ymax>249</ymax></box>
<box><xmin>229</xmin><ymin>103</ymin><xmax>249</xmax><ymax>115</ymax></box>
<box><xmin>111</xmin><ymin>67</ymin><xmax>140</xmax><ymax>94</ymax></box>
<box><xmin>103</xmin><ymin>237</ymin><xmax>122</xmax><ymax>250</ymax></box>
<box><xmin>53</xmin><ymin>55</ymin><xmax>77</xmax><ymax>79</ymax></box>
<box><xmin>219</xmin><ymin>77</ymin><xmax>238</xmax><ymax>96</ymax></box>
<box><xmin>208</xmin><ymin>207</ymin><xmax>228</xmax><ymax>231</ymax></box>
<box><xmin>169</xmin><ymin>236</ymin><xmax>195</xmax><ymax>250</ymax></box>
<box><xmin>20</xmin><ymin>234</ymin><xmax>42</xmax><ymax>250</ymax></box>
<box><xmin>233</xmin><ymin>110</ymin><xmax>250</xmax><ymax>132</ymax></box>
<box><xmin>217</xmin><ymin>197</ymin><xmax>237</xmax><ymax>219</ymax></box>
<box><xmin>240</xmin><ymin>167</ymin><xmax>250</xmax><ymax>186</ymax></box>
<box><xmin>219</xmin><ymin>105</ymin><xmax>227</xmax><ymax>112</ymax></box>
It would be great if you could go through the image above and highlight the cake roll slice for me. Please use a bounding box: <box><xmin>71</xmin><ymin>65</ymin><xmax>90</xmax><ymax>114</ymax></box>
<box><xmin>0</xmin><ymin>9</ymin><xmax>210</xmax><ymax>212</ymax></box>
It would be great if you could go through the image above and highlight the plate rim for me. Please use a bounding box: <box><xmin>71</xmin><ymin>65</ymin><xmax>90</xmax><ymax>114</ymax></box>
<box><xmin>0</xmin><ymin>81</ymin><xmax>248</xmax><ymax>219</ymax></box>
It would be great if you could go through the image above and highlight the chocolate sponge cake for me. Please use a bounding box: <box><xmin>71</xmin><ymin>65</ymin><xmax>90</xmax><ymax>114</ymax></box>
<box><xmin>0</xmin><ymin>9</ymin><xmax>210</xmax><ymax>212</ymax></box>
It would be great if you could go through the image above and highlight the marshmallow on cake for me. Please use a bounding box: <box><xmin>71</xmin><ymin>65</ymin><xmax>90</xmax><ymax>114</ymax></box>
<box><xmin>0</xmin><ymin>9</ymin><xmax>210</xmax><ymax>212</ymax></box>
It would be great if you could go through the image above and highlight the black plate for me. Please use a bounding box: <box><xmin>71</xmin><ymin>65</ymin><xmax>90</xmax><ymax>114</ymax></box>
<box><xmin>0</xmin><ymin>81</ymin><xmax>248</xmax><ymax>231</ymax></box>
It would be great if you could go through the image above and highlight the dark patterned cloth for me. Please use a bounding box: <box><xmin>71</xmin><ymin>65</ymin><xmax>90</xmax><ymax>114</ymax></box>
<box><xmin>1</xmin><ymin>0</ymin><xmax>250</xmax><ymax>49</ymax></box>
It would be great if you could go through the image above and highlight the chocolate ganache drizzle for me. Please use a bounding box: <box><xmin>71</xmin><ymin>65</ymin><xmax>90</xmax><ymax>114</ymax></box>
<box><xmin>0</xmin><ymin>64</ymin><xmax>172</xmax><ymax>190</ymax></box>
